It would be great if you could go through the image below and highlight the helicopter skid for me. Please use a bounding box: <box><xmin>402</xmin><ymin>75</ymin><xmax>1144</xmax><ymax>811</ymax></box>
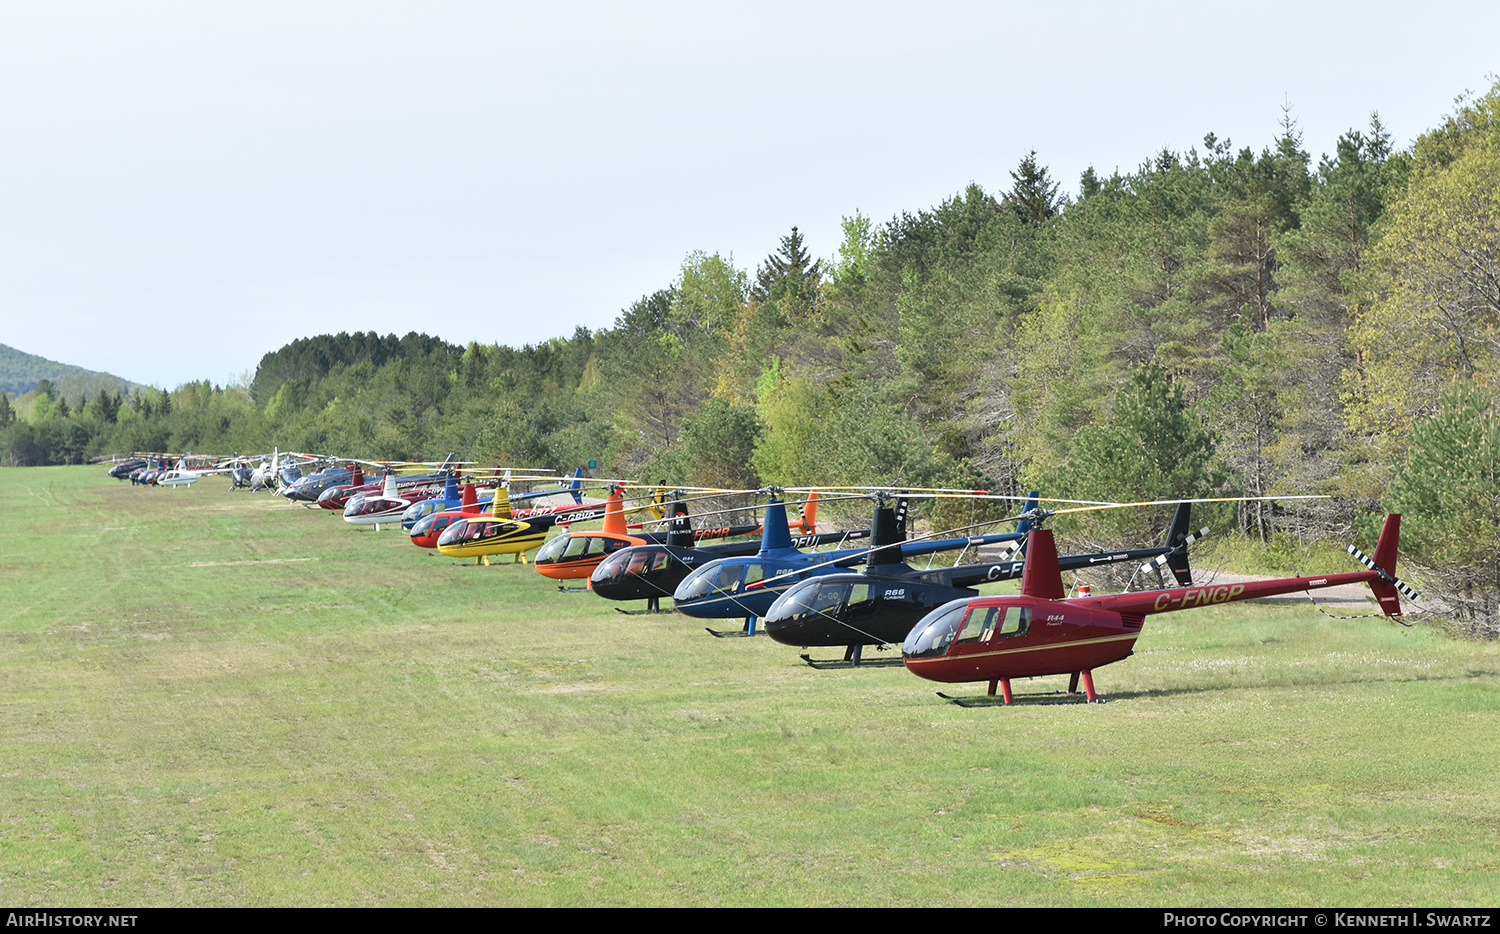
<box><xmin>706</xmin><ymin>627</ymin><xmax>762</xmax><ymax>638</ymax></box>
<box><xmin>936</xmin><ymin>690</ymin><xmax>1103</xmax><ymax>708</ymax></box>
<box><xmin>799</xmin><ymin>653</ymin><xmax>903</xmax><ymax>670</ymax></box>
<box><xmin>614</xmin><ymin>607</ymin><xmax>674</xmax><ymax>615</ymax></box>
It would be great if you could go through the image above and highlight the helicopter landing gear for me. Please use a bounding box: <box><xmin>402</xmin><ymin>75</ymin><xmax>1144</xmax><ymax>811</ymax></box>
<box><xmin>987</xmin><ymin>678</ymin><xmax>1014</xmax><ymax>704</ymax></box>
<box><xmin>706</xmin><ymin>617</ymin><xmax>762</xmax><ymax>638</ymax></box>
<box><xmin>938</xmin><ymin>669</ymin><xmax>1106</xmax><ymax>707</ymax></box>
<box><xmin>1073</xmin><ymin>669</ymin><xmax>1101</xmax><ymax>702</ymax></box>
<box><xmin>613</xmin><ymin>596</ymin><xmax>673</xmax><ymax>615</ymax></box>
<box><xmin>798</xmin><ymin>644</ymin><xmax>903</xmax><ymax>670</ymax></box>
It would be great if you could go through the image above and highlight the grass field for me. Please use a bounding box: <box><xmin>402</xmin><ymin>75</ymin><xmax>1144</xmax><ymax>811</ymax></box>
<box><xmin>2</xmin><ymin>466</ymin><xmax>1498</xmax><ymax>906</ymax></box>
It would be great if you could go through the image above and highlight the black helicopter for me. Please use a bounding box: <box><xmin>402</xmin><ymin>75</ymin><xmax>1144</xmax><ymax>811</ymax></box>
<box><xmin>760</xmin><ymin>499</ymin><xmax>1207</xmax><ymax>667</ymax></box>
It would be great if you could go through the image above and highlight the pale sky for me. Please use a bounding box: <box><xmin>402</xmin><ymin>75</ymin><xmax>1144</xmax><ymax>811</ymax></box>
<box><xmin>1</xmin><ymin>1</ymin><xmax>1495</xmax><ymax>389</ymax></box>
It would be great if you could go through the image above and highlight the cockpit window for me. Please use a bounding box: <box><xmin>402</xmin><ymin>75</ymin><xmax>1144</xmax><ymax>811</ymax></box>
<box><xmin>713</xmin><ymin>564</ymin><xmax>746</xmax><ymax>595</ymax></box>
<box><xmin>777</xmin><ymin>582</ymin><xmax>848</xmax><ymax>623</ymax></box>
<box><xmin>957</xmin><ymin>607</ymin><xmax>999</xmax><ymax>645</ymax></box>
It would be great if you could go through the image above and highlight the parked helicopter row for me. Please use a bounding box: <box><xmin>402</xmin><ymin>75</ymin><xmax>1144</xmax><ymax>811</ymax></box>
<box><xmin>98</xmin><ymin>451</ymin><xmax>1421</xmax><ymax>706</ymax></box>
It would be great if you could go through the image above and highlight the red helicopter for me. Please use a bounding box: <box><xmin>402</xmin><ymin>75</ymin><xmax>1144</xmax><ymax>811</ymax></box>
<box><xmin>902</xmin><ymin>509</ymin><xmax>1419</xmax><ymax>705</ymax></box>
<box><xmin>408</xmin><ymin>480</ymin><xmax>489</xmax><ymax>548</ymax></box>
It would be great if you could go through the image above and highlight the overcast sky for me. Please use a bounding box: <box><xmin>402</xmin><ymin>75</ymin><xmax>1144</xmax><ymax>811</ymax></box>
<box><xmin>2</xmin><ymin>1</ymin><xmax>1496</xmax><ymax>389</ymax></box>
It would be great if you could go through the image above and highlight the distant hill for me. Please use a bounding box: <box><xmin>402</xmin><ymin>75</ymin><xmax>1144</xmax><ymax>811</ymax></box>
<box><xmin>0</xmin><ymin>343</ymin><xmax>144</xmax><ymax>398</ymax></box>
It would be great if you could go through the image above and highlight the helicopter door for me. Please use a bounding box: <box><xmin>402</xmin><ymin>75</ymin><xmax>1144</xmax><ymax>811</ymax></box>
<box><xmin>996</xmin><ymin>607</ymin><xmax>1030</xmax><ymax>639</ymax></box>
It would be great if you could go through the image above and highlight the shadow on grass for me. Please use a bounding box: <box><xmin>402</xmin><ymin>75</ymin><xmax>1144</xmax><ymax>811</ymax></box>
<box><xmin>936</xmin><ymin>669</ymin><xmax>1500</xmax><ymax>708</ymax></box>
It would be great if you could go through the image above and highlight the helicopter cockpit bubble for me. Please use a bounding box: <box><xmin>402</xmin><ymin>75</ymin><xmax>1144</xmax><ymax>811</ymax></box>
<box><xmin>677</xmin><ymin>562</ymin><xmax>767</xmax><ymax>603</ymax></box>
<box><xmin>766</xmin><ymin>580</ymin><xmax>855</xmax><ymax>626</ymax></box>
<box><xmin>535</xmin><ymin>533</ymin><xmax>622</xmax><ymax>566</ymax></box>
<box><xmin>593</xmin><ymin>547</ymin><xmax>676</xmax><ymax>583</ymax></box>
<box><xmin>437</xmin><ymin>520</ymin><xmax>482</xmax><ymax>548</ymax></box>
<box><xmin>593</xmin><ymin>549</ymin><xmax>635</xmax><ymax>582</ymax></box>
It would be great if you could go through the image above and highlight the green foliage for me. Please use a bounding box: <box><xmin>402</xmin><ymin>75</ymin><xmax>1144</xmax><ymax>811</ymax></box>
<box><xmin>1385</xmin><ymin>380</ymin><xmax>1500</xmax><ymax>635</ymax></box>
<box><xmin>750</xmin><ymin>226</ymin><xmax>822</xmax><ymax>306</ymax></box>
<box><xmin>0</xmin><ymin>342</ymin><xmax>139</xmax><ymax>397</ymax></box>
<box><xmin>750</xmin><ymin>361</ymin><xmax>826</xmax><ymax>487</ymax></box>
<box><xmin>672</xmin><ymin>251</ymin><xmax>748</xmax><ymax>333</ymax></box>
<box><xmin>829</xmin><ymin>211</ymin><xmax>874</xmax><ymax>288</ymax></box>
<box><xmin>668</xmin><ymin>397</ymin><xmax>762</xmax><ymax>490</ymax></box>
<box><xmin>249</xmin><ymin>331</ymin><xmax>459</xmax><ymax>406</ymax></box>
<box><xmin>1346</xmin><ymin>135</ymin><xmax>1500</xmax><ymax>496</ymax></box>
<box><xmin>1051</xmin><ymin>363</ymin><xmax>1224</xmax><ymax>542</ymax></box>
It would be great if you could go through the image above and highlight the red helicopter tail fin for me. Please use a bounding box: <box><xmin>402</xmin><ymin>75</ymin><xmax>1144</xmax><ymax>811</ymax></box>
<box><xmin>800</xmin><ymin>490</ymin><xmax>818</xmax><ymax>534</ymax></box>
<box><xmin>461</xmin><ymin>482</ymin><xmax>478</xmax><ymax>510</ymax></box>
<box><xmin>1351</xmin><ymin>514</ymin><xmax>1415</xmax><ymax>617</ymax></box>
<box><xmin>1020</xmin><ymin>528</ymin><xmax>1066</xmax><ymax>600</ymax></box>
<box><xmin>1373</xmin><ymin>513</ymin><xmax>1400</xmax><ymax>580</ymax></box>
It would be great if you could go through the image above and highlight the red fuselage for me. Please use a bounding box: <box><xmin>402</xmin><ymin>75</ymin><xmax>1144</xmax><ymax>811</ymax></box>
<box><xmin>903</xmin><ymin>573</ymin><xmax>1377</xmax><ymax>686</ymax></box>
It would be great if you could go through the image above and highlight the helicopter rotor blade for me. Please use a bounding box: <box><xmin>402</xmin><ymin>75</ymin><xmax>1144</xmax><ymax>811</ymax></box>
<box><xmin>1138</xmin><ymin>526</ymin><xmax>1212</xmax><ymax>577</ymax></box>
<box><xmin>1345</xmin><ymin>544</ymin><xmax>1422</xmax><ymax>602</ymax></box>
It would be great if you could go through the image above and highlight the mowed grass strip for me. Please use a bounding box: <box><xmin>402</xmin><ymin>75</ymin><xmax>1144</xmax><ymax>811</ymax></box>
<box><xmin>1</xmin><ymin>466</ymin><xmax>1498</xmax><ymax>905</ymax></box>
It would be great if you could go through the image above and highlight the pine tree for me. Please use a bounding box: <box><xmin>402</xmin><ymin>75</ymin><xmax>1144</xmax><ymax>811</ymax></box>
<box><xmin>751</xmin><ymin>226</ymin><xmax>823</xmax><ymax>303</ymax></box>
<box><xmin>1004</xmin><ymin>151</ymin><xmax>1062</xmax><ymax>226</ymax></box>
<box><xmin>1385</xmin><ymin>380</ymin><xmax>1500</xmax><ymax>636</ymax></box>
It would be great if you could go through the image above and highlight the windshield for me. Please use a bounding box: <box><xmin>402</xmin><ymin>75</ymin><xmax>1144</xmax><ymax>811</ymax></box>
<box><xmin>594</xmin><ymin>549</ymin><xmax>635</xmax><ymax>580</ymax></box>
<box><xmin>439</xmin><ymin>519</ymin><xmax>501</xmax><ymax>547</ymax></box>
<box><xmin>767</xmin><ymin>580</ymin><xmax>849</xmax><ymax>624</ymax></box>
<box><xmin>534</xmin><ymin>535</ymin><xmax>573</xmax><ymax>564</ymax></box>
<box><xmin>678</xmin><ymin>562</ymin><xmax>757</xmax><ymax>602</ymax></box>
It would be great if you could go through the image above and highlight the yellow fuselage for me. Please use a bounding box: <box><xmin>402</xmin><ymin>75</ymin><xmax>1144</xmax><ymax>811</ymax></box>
<box><xmin>436</xmin><ymin>518</ymin><xmax>550</xmax><ymax>562</ymax></box>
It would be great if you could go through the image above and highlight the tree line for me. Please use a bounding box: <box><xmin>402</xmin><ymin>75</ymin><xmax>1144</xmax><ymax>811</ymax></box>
<box><xmin>5</xmin><ymin>84</ymin><xmax>1500</xmax><ymax>633</ymax></box>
